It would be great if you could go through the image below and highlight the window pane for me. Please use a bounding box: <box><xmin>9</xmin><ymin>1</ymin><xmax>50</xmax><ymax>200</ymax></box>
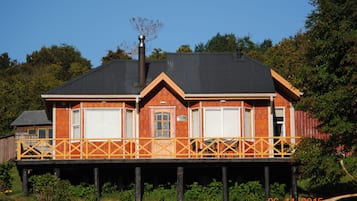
<box><xmin>39</xmin><ymin>129</ymin><xmax>46</xmax><ymax>138</ymax></box>
<box><xmin>275</xmin><ymin>108</ymin><xmax>284</xmax><ymax>117</ymax></box>
<box><xmin>125</xmin><ymin>110</ymin><xmax>134</xmax><ymax>138</ymax></box>
<box><xmin>49</xmin><ymin>129</ymin><xmax>53</xmax><ymax>138</ymax></box>
<box><xmin>223</xmin><ymin>108</ymin><xmax>240</xmax><ymax>137</ymax></box>
<box><xmin>85</xmin><ymin>109</ymin><xmax>121</xmax><ymax>139</ymax></box>
<box><xmin>28</xmin><ymin>129</ymin><xmax>36</xmax><ymax>135</ymax></box>
<box><xmin>205</xmin><ymin>109</ymin><xmax>221</xmax><ymax>138</ymax></box>
<box><xmin>72</xmin><ymin>110</ymin><xmax>80</xmax><ymax>124</ymax></box>
<box><xmin>163</xmin><ymin>112</ymin><xmax>170</xmax><ymax>120</ymax></box>
<box><xmin>244</xmin><ymin>109</ymin><xmax>252</xmax><ymax>138</ymax></box>
<box><xmin>191</xmin><ymin>109</ymin><xmax>200</xmax><ymax>138</ymax></box>
<box><xmin>154</xmin><ymin>111</ymin><xmax>171</xmax><ymax>137</ymax></box>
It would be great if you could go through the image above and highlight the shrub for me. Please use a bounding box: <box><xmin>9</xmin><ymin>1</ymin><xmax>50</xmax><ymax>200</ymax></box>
<box><xmin>0</xmin><ymin>162</ymin><xmax>13</xmax><ymax>193</ymax></box>
<box><xmin>229</xmin><ymin>181</ymin><xmax>265</xmax><ymax>201</ymax></box>
<box><xmin>29</xmin><ymin>173</ymin><xmax>71</xmax><ymax>201</ymax></box>
<box><xmin>70</xmin><ymin>183</ymin><xmax>96</xmax><ymax>201</ymax></box>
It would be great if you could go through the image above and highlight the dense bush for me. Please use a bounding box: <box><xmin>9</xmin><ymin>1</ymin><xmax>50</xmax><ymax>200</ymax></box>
<box><xmin>0</xmin><ymin>162</ymin><xmax>13</xmax><ymax>194</ymax></box>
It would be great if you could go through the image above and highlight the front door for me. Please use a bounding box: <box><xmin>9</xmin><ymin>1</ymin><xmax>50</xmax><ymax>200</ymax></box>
<box><xmin>151</xmin><ymin>107</ymin><xmax>175</xmax><ymax>158</ymax></box>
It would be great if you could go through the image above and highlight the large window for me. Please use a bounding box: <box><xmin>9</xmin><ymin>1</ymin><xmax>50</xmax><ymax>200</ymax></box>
<box><xmin>204</xmin><ymin>108</ymin><xmax>240</xmax><ymax>138</ymax></box>
<box><xmin>274</xmin><ymin>108</ymin><xmax>285</xmax><ymax>137</ymax></box>
<box><xmin>71</xmin><ymin>109</ymin><xmax>81</xmax><ymax>139</ymax></box>
<box><xmin>84</xmin><ymin>109</ymin><xmax>121</xmax><ymax>139</ymax></box>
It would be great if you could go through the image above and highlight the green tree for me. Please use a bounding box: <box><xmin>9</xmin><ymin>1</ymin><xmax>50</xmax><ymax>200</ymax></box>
<box><xmin>26</xmin><ymin>45</ymin><xmax>91</xmax><ymax>81</ymax></box>
<box><xmin>176</xmin><ymin>45</ymin><xmax>192</xmax><ymax>53</ymax></box>
<box><xmin>300</xmin><ymin>0</ymin><xmax>357</xmax><ymax>149</ymax></box>
<box><xmin>206</xmin><ymin>33</ymin><xmax>237</xmax><ymax>52</ymax></box>
<box><xmin>263</xmin><ymin>33</ymin><xmax>309</xmax><ymax>88</ymax></box>
<box><xmin>0</xmin><ymin>45</ymin><xmax>91</xmax><ymax>136</ymax></box>
<box><xmin>148</xmin><ymin>48</ymin><xmax>167</xmax><ymax>60</ymax></box>
<box><xmin>101</xmin><ymin>48</ymin><xmax>132</xmax><ymax>64</ymax></box>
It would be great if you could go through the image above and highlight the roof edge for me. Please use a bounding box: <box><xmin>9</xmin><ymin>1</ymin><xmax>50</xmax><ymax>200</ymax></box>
<box><xmin>270</xmin><ymin>69</ymin><xmax>301</xmax><ymax>100</ymax></box>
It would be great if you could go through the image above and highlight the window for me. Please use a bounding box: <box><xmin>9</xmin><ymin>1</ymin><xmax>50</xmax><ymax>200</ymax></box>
<box><xmin>204</xmin><ymin>108</ymin><xmax>240</xmax><ymax>138</ymax></box>
<box><xmin>274</xmin><ymin>108</ymin><xmax>285</xmax><ymax>137</ymax></box>
<box><xmin>190</xmin><ymin>109</ymin><xmax>200</xmax><ymax>138</ymax></box>
<box><xmin>125</xmin><ymin>109</ymin><xmax>134</xmax><ymax>138</ymax></box>
<box><xmin>84</xmin><ymin>109</ymin><xmax>121</xmax><ymax>139</ymax></box>
<box><xmin>244</xmin><ymin>108</ymin><xmax>253</xmax><ymax>139</ymax></box>
<box><xmin>71</xmin><ymin>109</ymin><xmax>81</xmax><ymax>139</ymax></box>
<box><xmin>28</xmin><ymin>129</ymin><xmax>36</xmax><ymax>135</ymax></box>
<box><xmin>154</xmin><ymin>111</ymin><xmax>171</xmax><ymax>137</ymax></box>
<box><xmin>39</xmin><ymin>129</ymin><xmax>46</xmax><ymax>138</ymax></box>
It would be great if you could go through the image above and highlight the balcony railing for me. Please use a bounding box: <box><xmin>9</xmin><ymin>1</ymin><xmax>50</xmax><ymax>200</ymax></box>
<box><xmin>17</xmin><ymin>137</ymin><xmax>300</xmax><ymax>160</ymax></box>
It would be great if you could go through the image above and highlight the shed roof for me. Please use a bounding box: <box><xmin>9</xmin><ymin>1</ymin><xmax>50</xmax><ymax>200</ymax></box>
<box><xmin>44</xmin><ymin>53</ymin><xmax>276</xmax><ymax>96</ymax></box>
<box><xmin>11</xmin><ymin>110</ymin><xmax>52</xmax><ymax>126</ymax></box>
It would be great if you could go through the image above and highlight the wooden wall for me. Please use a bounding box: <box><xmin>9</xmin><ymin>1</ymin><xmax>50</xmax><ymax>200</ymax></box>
<box><xmin>0</xmin><ymin>135</ymin><xmax>16</xmax><ymax>162</ymax></box>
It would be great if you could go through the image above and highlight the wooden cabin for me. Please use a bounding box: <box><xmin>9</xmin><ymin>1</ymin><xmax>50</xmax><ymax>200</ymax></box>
<box><xmin>16</xmin><ymin>36</ymin><xmax>305</xmax><ymax>200</ymax></box>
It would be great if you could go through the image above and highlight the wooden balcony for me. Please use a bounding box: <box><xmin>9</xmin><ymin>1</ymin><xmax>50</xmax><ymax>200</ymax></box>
<box><xmin>17</xmin><ymin>137</ymin><xmax>300</xmax><ymax>160</ymax></box>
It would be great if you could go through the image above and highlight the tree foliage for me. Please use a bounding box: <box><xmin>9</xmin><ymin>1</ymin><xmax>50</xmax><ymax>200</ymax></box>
<box><xmin>101</xmin><ymin>47</ymin><xmax>132</xmax><ymax>64</ymax></box>
<box><xmin>176</xmin><ymin>45</ymin><xmax>192</xmax><ymax>53</ymax></box>
<box><xmin>0</xmin><ymin>45</ymin><xmax>91</xmax><ymax>136</ymax></box>
<box><xmin>299</xmin><ymin>0</ymin><xmax>357</xmax><ymax>149</ymax></box>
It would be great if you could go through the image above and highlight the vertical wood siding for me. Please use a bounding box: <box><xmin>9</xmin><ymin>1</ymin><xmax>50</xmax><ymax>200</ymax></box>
<box><xmin>295</xmin><ymin>111</ymin><xmax>329</xmax><ymax>139</ymax></box>
<box><xmin>0</xmin><ymin>135</ymin><xmax>16</xmax><ymax>162</ymax></box>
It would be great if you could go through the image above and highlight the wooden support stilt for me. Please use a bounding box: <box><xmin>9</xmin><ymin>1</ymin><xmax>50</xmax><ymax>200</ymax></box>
<box><xmin>264</xmin><ymin>166</ymin><xmax>270</xmax><ymax>201</ymax></box>
<box><xmin>177</xmin><ymin>166</ymin><xmax>184</xmax><ymax>201</ymax></box>
<box><xmin>94</xmin><ymin>167</ymin><xmax>100</xmax><ymax>201</ymax></box>
<box><xmin>222</xmin><ymin>166</ymin><xmax>229</xmax><ymax>201</ymax></box>
<box><xmin>135</xmin><ymin>167</ymin><xmax>142</xmax><ymax>201</ymax></box>
<box><xmin>22</xmin><ymin>168</ymin><xmax>28</xmax><ymax>196</ymax></box>
<box><xmin>291</xmin><ymin>166</ymin><xmax>298</xmax><ymax>200</ymax></box>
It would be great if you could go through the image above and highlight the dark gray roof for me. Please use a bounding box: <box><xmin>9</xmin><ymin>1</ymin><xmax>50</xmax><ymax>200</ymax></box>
<box><xmin>45</xmin><ymin>53</ymin><xmax>275</xmax><ymax>95</ymax></box>
<box><xmin>11</xmin><ymin>110</ymin><xmax>52</xmax><ymax>126</ymax></box>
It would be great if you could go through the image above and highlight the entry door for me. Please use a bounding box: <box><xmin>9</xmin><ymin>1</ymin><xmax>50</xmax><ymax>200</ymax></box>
<box><xmin>151</xmin><ymin>107</ymin><xmax>175</xmax><ymax>158</ymax></box>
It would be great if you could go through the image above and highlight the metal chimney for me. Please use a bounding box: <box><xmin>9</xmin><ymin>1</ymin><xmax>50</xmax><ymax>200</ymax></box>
<box><xmin>138</xmin><ymin>35</ymin><xmax>146</xmax><ymax>87</ymax></box>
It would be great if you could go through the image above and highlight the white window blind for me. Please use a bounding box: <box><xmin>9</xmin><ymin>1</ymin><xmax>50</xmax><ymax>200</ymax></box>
<box><xmin>125</xmin><ymin>109</ymin><xmax>134</xmax><ymax>138</ymax></box>
<box><xmin>190</xmin><ymin>109</ymin><xmax>200</xmax><ymax>138</ymax></box>
<box><xmin>85</xmin><ymin>109</ymin><xmax>121</xmax><ymax>139</ymax></box>
<box><xmin>223</xmin><ymin>108</ymin><xmax>240</xmax><ymax>137</ymax></box>
<box><xmin>72</xmin><ymin>110</ymin><xmax>80</xmax><ymax>139</ymax></box>
<box><xmin>204</xmin><ymin>108</ymin><xmax>240</xmax><ymax>138</ymax></box>
<box><xmin>244</xmin><ymin>108</ymin><xmax>253</xmax><ymax>138</ymax></box>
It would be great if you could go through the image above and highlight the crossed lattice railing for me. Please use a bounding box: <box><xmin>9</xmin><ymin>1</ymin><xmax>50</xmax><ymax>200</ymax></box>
<box><xmin>17</xmin><ymin>137</ymin><xmax>300</xmax><ymax>160</ymax></box>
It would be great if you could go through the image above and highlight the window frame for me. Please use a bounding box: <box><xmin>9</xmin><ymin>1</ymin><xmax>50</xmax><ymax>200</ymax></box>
<box><xmin>84</xmin><ymin>108</ymin><xmax>122</xmax><ymax>140</ymax></box>
<box><xmin>274</xmin><ymin>107</ymin><xmax>286</xmax><ymax>137</ymax></box>
<box><xmin>71</xmin><ymin>109</ymin><xmax>81</xmax><ymax>140</ymax></box>
<box><xmin>203</xmin><ymin>107</ymin><xmax>241</xmax><ymax>138</ymax></box>
<box><xmin>124</xmin><ymin>109</ymin><xmax>135</xmax><ymax>139</ymax></box>
<box><xmin>243</xmin><ymin>108</ymin><xmax>254</xmax><ymax>141</ymax></box>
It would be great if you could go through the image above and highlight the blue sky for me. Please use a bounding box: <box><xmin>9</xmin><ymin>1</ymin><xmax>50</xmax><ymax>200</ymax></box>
<box><xmin>0</xmin><ymin>1</ymin><xmax>314</xmax><ymax>67</ymax></box>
